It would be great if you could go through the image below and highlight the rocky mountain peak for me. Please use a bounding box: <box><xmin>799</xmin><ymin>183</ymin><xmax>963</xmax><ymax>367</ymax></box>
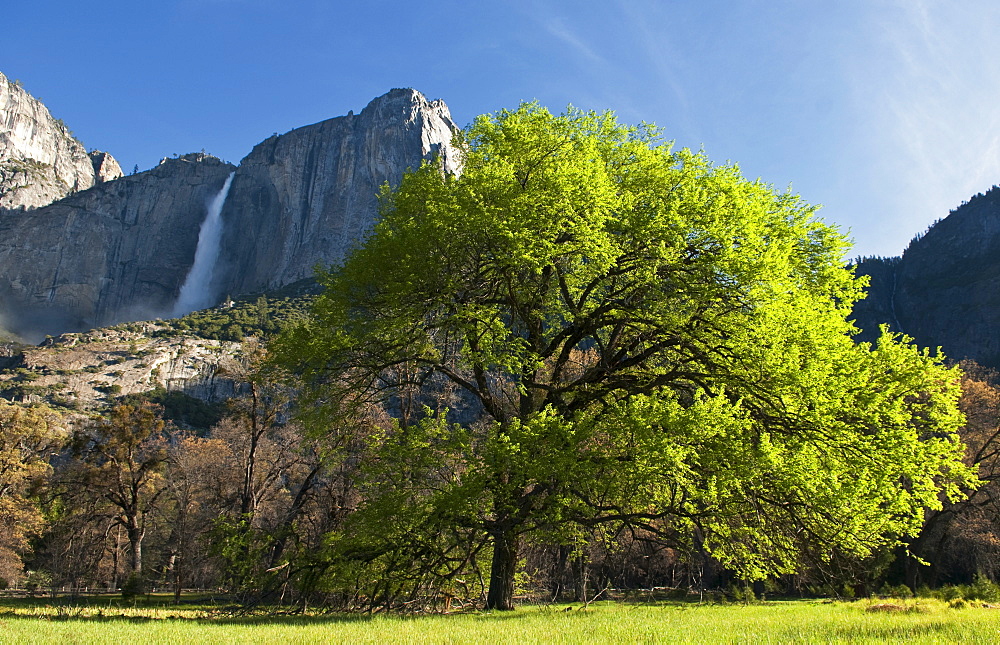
<box><xmin>211</xmin><ymin>88</ymin><xmax>461</xmax><ymax>296</ymax></box>
<box><xmin>0</xmin><ymin>71</ymin><xmax>107</xmax><ymax>210</ymax></box>
<box><xmin>364</xmin><ymin>88</ymin><xmax>461</xmax><ymax>168</ymax></box>
<box><xmin>0</xmin><ymin>83</ymin><xmax>461</xmax><ymax>339</ymax></box>
<box><xmin>368</xmin><ymin>87</ymin><xmax>450</xmax><ymax>122</ymax></box>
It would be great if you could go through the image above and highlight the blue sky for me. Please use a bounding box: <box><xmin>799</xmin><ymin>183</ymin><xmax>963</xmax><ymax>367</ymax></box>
<box><xmin>6</xmin><ymin>0</ymin><xmax>1000</xmax><ymax>259</ymax></box>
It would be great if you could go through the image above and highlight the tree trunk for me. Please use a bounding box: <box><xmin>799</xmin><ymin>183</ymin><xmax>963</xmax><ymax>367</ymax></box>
<box><xmin>551</xmin><ymin>545</ymin><xmax>570</xmax><ymax>601</ymax></box>
<box><xmin>112</xmin><ymin>525</ymin><xmax>122</xmax><ymax>590</ymax></box>
<box><xmin>171</xmin><ymin>553</ymin><xmax>182</xmax><ymax>603</ymax></box>
<box><xmin>127</xmin><ymin>528</ymin><xmax>143</xmax><ymax>575</ymax></box>
<box><xmin>486</xmin><ymin>529</ymin><xmax>519</xmax><ymax>610</ymax></box>
<box><xmin>241</xmin><ymin>383</ymin><xmax>260</xmax><ymax>518</ymax></box>
<box><xmin>268</xmin><ymin>462</ymin><xmax>322</xmax><ymax>570</ymax></box>
<box><xmin>572</xmin><ymin>552</ymin><xmax>587</xmax><ymax>602</ymax></box>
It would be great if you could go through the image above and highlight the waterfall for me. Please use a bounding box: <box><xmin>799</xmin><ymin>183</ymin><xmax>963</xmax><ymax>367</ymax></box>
<box><xmin>171</xmin><ymin>172</ymin><xmax>234</xmax><ymax>317</ymax></box>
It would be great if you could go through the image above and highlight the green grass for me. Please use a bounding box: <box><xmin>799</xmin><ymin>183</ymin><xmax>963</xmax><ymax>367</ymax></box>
<box><xmin>2</xmin><ymin>597</ymin><xmax>1000</xmax><ymax>644</ymax></box>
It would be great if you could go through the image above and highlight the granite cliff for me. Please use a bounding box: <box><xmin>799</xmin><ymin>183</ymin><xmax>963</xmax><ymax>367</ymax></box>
<box><xmin>0</xmin><ymin>82</ymin><xmax>459</xmax><ymax>338</ymax></box>
<box><xmin>0</xmin><ymin>154</ymin><xmax>235</xmax><ymax>337</ymax></box>
<box><xmin>213</xmin><ymin>88</ymin><xmax>460</xmax><ymax>295</ymax></box>
<box><xmin>0</xmin><ymin>72</ymin><xmax>120</xmax><ymax>211</ymax></box>
<box><xmin>853</xmin><ymin>187</ymin><xmax>1000</xmax><ymax>367</ymax></box>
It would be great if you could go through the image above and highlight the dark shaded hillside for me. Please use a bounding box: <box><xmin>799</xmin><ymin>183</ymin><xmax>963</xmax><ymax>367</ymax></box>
<box><xmin>853</xmin><ymin>186</ymin><xmax>1000</xmax><ymax>367</ymax></box>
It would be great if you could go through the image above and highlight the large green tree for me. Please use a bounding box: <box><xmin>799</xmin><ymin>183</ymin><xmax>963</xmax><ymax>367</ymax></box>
<box><xmin>280</xmin><ymin>104</ymin><xmax>974</xmax><ymax>610</ymax></box>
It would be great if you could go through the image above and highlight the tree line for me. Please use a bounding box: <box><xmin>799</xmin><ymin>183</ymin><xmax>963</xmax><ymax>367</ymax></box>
<box><xmin>0</xmin><ymin>354</ymin><xmax>997</xmax><ymax>606</ymax></box>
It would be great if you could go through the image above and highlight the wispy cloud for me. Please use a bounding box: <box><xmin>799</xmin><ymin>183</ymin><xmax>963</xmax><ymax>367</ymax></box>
<box><xmin>533</xmin><ymin>1</ymin><xmax>700</xmax><ymax>144</ymax></box>
<box><xmin>542</xmin><ymin>17</ymin><xmax>607</xmax><ymax>66</ymax></box>
<box><xmin>612</xmin><ymin>0</ymin><xmax>694</xmax><ymax>134</ymax></box>
<box><xmin>858</xmin><ymin>0</ymin><xmax>1000</xmax><ymax>250</ymax></box>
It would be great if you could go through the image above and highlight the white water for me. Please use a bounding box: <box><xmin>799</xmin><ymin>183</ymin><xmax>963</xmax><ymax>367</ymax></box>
<box><xmin>171</xmin><ymin>172</ymin><xmax>234</xmax><ymax>317</ymax></box>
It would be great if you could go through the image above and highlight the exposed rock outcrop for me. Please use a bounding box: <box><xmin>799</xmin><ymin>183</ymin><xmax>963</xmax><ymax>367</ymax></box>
<box><xmin>89</xmin><ymin>150</ymin><xmax>123</xmax><ymax>183</ymax></box>
<box><xmin>212</xmin><ymin>88</ymin><xmax>461</xmax><ymax>295</ymax></box>
<box><xmin>0</xmin><ymin>154</ymin><xmax>236</xmax><ymax>338</ymax></box>
<box><xmin>0</xmin><ymin>322</ymin><xmax>240</xmax><ymax>411</ymax></box>
<box><xmin>853</xmin><ymin>187</ymin><xmax>1000</xmax><ymax>367</ymax></box>
<box><xmin>0</xmin><ymin>71</ymin><xmax>109</xmax><ymax>210</ymax></box>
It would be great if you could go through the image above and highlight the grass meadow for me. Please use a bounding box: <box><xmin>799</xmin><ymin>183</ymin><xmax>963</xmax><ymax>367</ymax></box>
<box><xmin>2</xmin><ymin>596</ymin><xmax>1000</xmax><ymax>643</ymax></box>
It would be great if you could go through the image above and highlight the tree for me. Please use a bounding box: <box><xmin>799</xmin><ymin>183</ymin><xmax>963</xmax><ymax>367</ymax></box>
<box><xmin>280</xmin><ymin>103</ymin><xmax>974</xmax><ymax>610</ymax></box>
<box><xmin>898</xmin><ymin>360</ymin><xmax>1000</xmax><ymax>587</ymax></box>
<box><xmin>208</xmin><ymin>342</ymin><xmax>336</xmax><ymax>602</ymax></box>
<box><xmin>0</xmin><ymin>404</ymin><xmax>63</xmax><ymax>585</ymax></box>
<box><xmin>67</xmin><ymin>403</ymin><xmax>168</xmax><ymax>591</ymax></box>
<box><xmin>162</xmin><ymin>430</ymin><xmax>229</xmax><ymax>601</ymax></box>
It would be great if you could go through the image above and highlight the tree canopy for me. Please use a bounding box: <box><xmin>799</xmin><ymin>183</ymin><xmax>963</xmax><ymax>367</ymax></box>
<box><xmin>278</xmin><ymin>103</ymin><xmax>974</xmax><ymax>610</ymax></box>
<box><xmin>0</xmin><ymin>404</ymin><xmax>62</xmax><ymax>582</ymax></box>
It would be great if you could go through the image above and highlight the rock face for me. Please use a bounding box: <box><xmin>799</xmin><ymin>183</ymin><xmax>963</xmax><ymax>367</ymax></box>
<box><xmin>0</xmin><ymin>154</ymin><xmax>235</xmax><ymax>338</ymax></box>
<box><xmin>0</xmin><ymin>82</ymin><xmax>459</xmax><ymax>338</ymax></box>
<box><xmin>853</xmin><ymin>187</ymin><xmax>1000</xmax><ymax>367</ymax></box>
<box><xmin>0</xmin><ymin>322</ymin><xmax>240</xmax><ymax>411</ymax></box>
<box><xmin>212</xmin><ymin>88</ymin><xmax>461</xmax><ymax>296</ymax></box>
<box><xmin>0</xmin><ymin>71</ymin><xmax>117</xmax><ymax>210</ymax></box>
<box><xmin>89</xmin><ymin>150</ymin><xmax>123</xmax><ymax>183</ymax></box>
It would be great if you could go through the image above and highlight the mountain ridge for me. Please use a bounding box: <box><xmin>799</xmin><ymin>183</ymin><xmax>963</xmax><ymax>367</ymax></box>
<box><xmin>0</xmin><ymin>71</ymin><xmax>121</xmax><ymax>211</ymax></box>
<box><xmin>0</xmin><ymin>78</ymin><xmax>459</xmax><ymax>339</ymax></box>
<box><xmin>853</xmin><ymin>185</ymin><xmax>1000</xmax><ymax>367</ymax></box>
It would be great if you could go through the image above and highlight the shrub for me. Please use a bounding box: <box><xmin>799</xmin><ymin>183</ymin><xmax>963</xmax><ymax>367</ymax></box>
<box><xmin>879</xmin><ymin>583</ymin><xmax>913</xmax><ymax>599</ymax></box>
<box><xmin>726</xmin><ymin>583</ymin><xmax>758</xmax><ymax>604</ymax></box>
<box><xmin>23</xmin><ymin>570</ymin><xmax>51</xmax><ymax>596</ymax></box>
<box><xmin>121</xmin><ymin>573</ymin><xmax>145</xmax><ymax>600</ymax></box>
<box><xmin>965</xmin><ymin>573</ymin><xmax>1000</xmax><ymax>602</ymax></box>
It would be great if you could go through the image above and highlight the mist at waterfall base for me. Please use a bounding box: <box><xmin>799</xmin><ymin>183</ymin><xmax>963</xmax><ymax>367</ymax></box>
<box><xmin>171</xmin><ymin>173</ymin><xmax>235</xmax><ymax>318</ymax></box>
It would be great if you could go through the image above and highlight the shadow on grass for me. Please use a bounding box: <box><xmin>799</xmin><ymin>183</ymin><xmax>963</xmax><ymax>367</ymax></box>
<box><xmin>0</xmin><ymin>608</ymin><xmax>382</xmax><ymax>627</ymax></box>
<box><xmin>0</xmin><ymin>596</ymin><xmax>798</xmax><ymax>627</ymax></box>
<box><xmin>0</xmin><ymin>594</ymin><xmax>495</xmax><ymax>627</ymax></box>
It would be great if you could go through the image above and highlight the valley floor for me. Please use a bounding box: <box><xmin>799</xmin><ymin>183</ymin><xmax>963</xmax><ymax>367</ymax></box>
<box><xmin>2</xmin><ymin>596</ymin><xmax>999</xmax><ymax>643</ymax></box>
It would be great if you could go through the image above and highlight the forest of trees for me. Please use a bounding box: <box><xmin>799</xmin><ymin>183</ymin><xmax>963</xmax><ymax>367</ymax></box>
<box><xmin>1</xmin><ymin>354</ymin><xmax>998</xmax><ymax>608</ymax></box>
<box><xmin>0</xmin><ymin>104</ymin><xmax>994</xmax><ymax>611</ymax></box>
